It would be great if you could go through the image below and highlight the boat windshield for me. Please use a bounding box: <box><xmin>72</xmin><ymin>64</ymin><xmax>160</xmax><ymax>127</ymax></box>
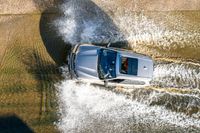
<box><xmin>98</xmin><ymin>48</ymin><xmax>117</xmax><ymax>79</ymax></box>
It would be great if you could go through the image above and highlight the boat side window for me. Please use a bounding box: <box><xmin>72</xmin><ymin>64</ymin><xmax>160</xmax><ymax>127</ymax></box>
<box><xmin>120</xmin><ymin>57</ymin><xmax>138</xmax><ymax>75</ymax></box>
<box><xmin>121</xmin><ymin>57</ymin><xmax>128</xmax><ymax>74</ymax></box>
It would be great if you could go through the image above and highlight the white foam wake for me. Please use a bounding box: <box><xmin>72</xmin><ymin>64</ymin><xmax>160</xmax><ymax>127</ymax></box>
<box><xmin>152</xmin><ymin>63</ymin><xmax>200</xmax><ymax>89</ymax></box>
<box><xmin>112</xmin><ymin>12</ymin><xmax>200</xmax><ymax>52</ymax></box>
<box><xmin>55</xmin><ymin>80</ymin><xmax>200</xmax><ymax>133</ymax></box>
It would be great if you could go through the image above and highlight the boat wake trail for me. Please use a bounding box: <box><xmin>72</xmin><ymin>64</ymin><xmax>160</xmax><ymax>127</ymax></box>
<box><xmin>152</xmin><ymin>62</ymin><xmax>200</xmax><ymax>89</ymax></box>
<box><xmin>55</xmin><ymin>79</ymin><xmax>200</xmax><ymax>133</ymax></box>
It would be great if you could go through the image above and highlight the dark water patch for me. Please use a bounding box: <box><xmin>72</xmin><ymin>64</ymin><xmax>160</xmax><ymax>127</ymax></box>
<box><xmin>0</xmin><ymin>115</ymin><xmax>34</xmax><ymax>133</ymax></box>
<box><xmin>39</xmin><ymin>10</ymin><xmax>69</xmax><ymax>65</ymax></box>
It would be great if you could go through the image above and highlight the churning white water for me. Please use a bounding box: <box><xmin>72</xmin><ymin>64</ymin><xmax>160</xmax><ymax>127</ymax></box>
<box><xmin>152</xmin><ymin>63</ymin><xmax>200</xmax><ymax>89</ymax></box>
<box><xmin>55</xmin><ymin>79</ymin><xmax>200</xmax><ymax>133</ymax></box>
